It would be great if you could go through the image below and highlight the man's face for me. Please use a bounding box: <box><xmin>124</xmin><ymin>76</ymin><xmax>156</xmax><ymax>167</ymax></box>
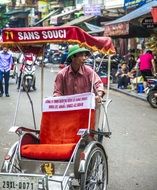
<box><xmin>72</xmin><ymin>52</ymin><xmax>89</xmax><ymax>66</ymax></box>
<box><xmin>3</xmin><ymin>47</ymin><xmax>8</xmax><ymax>53</ymax></box>
<box><xmin>121</xmin><ymin>63</ymin><xmax>127</xmax><ymax>70</ymax></box>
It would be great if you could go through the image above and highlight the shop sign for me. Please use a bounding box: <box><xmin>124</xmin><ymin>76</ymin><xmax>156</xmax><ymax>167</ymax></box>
<box><xmin>38</xmin><ymin>0</ymin><xmax>48</xmax><ymax>19</ymax></box>
<box><xmin>83</xmin><ymin>4</ymin><xmax>101</xmax><ymax>16</ymax></box>
<box><xmin>50</xmin><ymin>17</ymin><xmax>63</xmax><ymax>25</ymax></box>
<box><xmin>105</xmin><ymin>0</ymin><xmax>124</xmax><ymax>9</ymax></box>
<box><xmin>38</xmin><ymin>1</ymin><xmax>48</xmax><ymax>13</ymax></box>
<box><xmin>124</xmin><ymin>0</ymin><xmax>151</xmax><ymax>9</ymax></box>
<box><xmin>50</xmin><ymin>17</ymin><xmax>58</xmax><ymax>25</ymax></box>
<box><xmin>104</xmin><ymin>22</ymin><xmax>129</xmax><ymax>37</ymax></box>
<box><xmin>141</xmin><ymin>17</ymin><xmax>157</xmax><ymax>29</ymax></box>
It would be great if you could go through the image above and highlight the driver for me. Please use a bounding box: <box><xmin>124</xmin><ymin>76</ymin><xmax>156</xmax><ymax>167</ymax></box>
<box><xmin>53</xmin><ymin>45</ymin><xmax>105</xmax><ymax>102</ymax></box>
<box><xmin>17</xmin><ymin>52</ymin><xmax>36</xmax><ymax>90</ymax></box>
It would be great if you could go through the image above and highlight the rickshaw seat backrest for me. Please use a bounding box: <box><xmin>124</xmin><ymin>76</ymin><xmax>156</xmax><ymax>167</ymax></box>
<box><xmin>21</xmin><ymin>92</ymin><xmax>95</xmax><ymax>161</ymax></box>
<box><xmin>40</xmin><ymin>92</ymin><xmax>96</xmax><ymax>145</ymax></box>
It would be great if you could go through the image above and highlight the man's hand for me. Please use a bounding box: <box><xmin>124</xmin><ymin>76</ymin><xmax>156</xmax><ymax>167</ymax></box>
<box><xmin>95</xmin><ymin>95</ymin><xmax>103</xmax><ymax>103</ymax></box>
<box><xmin>96</xmin><ymin>91</ymin><xmax>104</xmax><ymax>103</ymax></box>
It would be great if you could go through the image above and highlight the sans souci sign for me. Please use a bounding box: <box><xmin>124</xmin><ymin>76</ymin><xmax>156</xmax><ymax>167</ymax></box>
<box><xmin>1</xmin><ymin>26</ymin><xmax>116</xmax><ymax>54</ymax></box>
<box><xmin>2</xmin><ymin>28</ymin><xmax>67</xmax><ymax>43</ymax></box>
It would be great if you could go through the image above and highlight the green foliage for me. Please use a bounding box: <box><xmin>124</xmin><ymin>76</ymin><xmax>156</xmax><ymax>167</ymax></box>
<box><xmin>0</xmin><ymin>4</ymin><xmax>9</xmax><ymax>28</ymax></box>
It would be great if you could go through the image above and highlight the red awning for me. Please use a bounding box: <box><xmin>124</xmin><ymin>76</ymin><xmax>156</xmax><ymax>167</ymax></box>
<box><xmin>1</xmin><ymin>26</ymin><xmax>115</xmax><ymax>54</ymax></box>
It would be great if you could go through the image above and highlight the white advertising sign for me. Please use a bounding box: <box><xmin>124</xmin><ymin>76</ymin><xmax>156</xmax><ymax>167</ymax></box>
<box><xmin>43</xmin><ymin>92</ymin><xmax>95</xmax><ymax>112</ymax></box>
<box><xmin>105</xmin><ymin>0</ymin><xmax>124</xmax><ymax>9</ymax></box>
<box><xmin>83</xmin><ymin>4</ymin><xmax>101</xmax><ymax>16</ymax></box>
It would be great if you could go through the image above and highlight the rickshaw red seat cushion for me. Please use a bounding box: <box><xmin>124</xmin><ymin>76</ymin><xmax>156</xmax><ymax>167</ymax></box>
<box><xmin>21</xmin><ymin>109</ymin><xmax>95</xmax><ymax>160</ymax></box>
<box><xmin>21</xmin><ymin>143</ymin><xmax>76</xmax><ymax>160</ymax></box>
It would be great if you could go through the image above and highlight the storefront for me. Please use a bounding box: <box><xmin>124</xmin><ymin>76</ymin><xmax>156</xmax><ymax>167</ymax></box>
<box><xmin>5</xmin><ymin>9</ymin><xmax>31</xmax><ymax>27</ymax></box>
<box><xmin>61</xmin><ymin>15</ymin><xmax>95</xmax><ymax>26</ymax></box>
<box><xmin>104</xmin><ymin>0</ymin><xmax>157</xmax><ymax>55</ymax></box>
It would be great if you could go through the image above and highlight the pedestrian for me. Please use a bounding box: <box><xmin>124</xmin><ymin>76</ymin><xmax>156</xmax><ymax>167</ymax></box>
<box><xmin>53</xmin><ymin>44</ymin><xmax>105</xmax><ymax>102</ymax></box>
<box><xmin>137</xmin><ymin>50</ymin><xmax>156</xmax><ymax>89</ymax></box>
<box><xmin>0</xmin><ymin>46</ymin><xmax>13</xmax><ymax>97</ymax></box>
<box><xmin>59</xmin><ymin>46</ymin><xmax>68</xmax><ymax>69</ymax></box>
<box><xmin>128</xmin><ymin>54</ymin><xmax>136</xmax><ymax>72</ymax></box>
<box><xmin>115</xmin><ymin>62</ymin><xmax>130</xmax><ymax>89</ymax></box>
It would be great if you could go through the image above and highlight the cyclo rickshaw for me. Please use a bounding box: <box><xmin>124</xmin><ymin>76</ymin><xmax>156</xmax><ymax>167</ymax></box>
<box><xmin>0</xmin><ymin>26</ymin><xmax>115</xmax><ymax>190</ymax></box>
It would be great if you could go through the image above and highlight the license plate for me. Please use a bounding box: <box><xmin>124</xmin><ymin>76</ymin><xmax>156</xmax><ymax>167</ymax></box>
<box><xmin>25</xmin><ymin>76</ymin><xmax>32</xmax><ymax>79</ymax></box>
<box><xmin>0</xmin><ymin>175</ymin><xmax>39</xmax><ymax>190</ymax></box>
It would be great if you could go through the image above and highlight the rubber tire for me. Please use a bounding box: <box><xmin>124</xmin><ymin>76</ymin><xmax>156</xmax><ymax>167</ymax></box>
<box><xmin>147</xmin><ymin>91</ymin><xmax>157</xmax><ymax>108</ymax></box>
<box><xmin>80</xmin><ymin>147</ymin><xmax>108</xmax><ymax>190</ymax></box>
<box><xmin>23</xmin><ymin>79</ymin><xmax>31</xmax><ymax>92</ymax></box>
<box><xmin>1</xmin><ymin>145</ymin><xmax>21</xmax><ymax>173</ymax></box>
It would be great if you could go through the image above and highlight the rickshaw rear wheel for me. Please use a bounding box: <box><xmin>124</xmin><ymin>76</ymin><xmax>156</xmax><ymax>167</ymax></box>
<box><xmin>80</xmin><ymin>146</ymin><xmax>108</xmax><ymax>190</ymax></box>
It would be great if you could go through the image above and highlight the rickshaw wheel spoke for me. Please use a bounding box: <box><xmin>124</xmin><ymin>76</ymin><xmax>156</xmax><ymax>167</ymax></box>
<box><xmin>80</xmin><ymin>147</ymin><xmax>108</xmax><ymax>190</ymax></box>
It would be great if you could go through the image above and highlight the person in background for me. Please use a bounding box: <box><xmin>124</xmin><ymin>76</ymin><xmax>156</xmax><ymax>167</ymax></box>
<box><xmin>17</xmin><ymin>52</ymin><xmax>36</xmax><ymax>90</ymax></box>
<box><xmin>53</xmin><ymin>45</ymin><xmax>105</xmax><ymax>102</ymax></box>
<box><xmin>123</xmin><ymin>49</ymin><xmax>131</xmax><ymax>63</ymax></box>
<box><xmin>128</xmin><ymin>54</ymin><xmax>136</xmax><ymax>72</ymax></box>
<box><xmin>0</xmin><ymin>46</ymin><xmax>13</xmax><ymax>97</ymax></box>
<box><xmin>59</xmin><ymin>46</ymin><xmax>68</xmax><ymax>69</ymax></box>
<box><xmin>115</xmin><ymin>62</ymin><xmax>130</xmax><ymax>89</ymax></box>
<box><xmin>137</xmin><ymin>50</ymin><xmax>156</xmax><ymax>89</ymax></box>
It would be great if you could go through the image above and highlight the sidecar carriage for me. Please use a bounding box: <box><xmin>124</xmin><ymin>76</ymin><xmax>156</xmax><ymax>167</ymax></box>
<box><xmin>0</xmin><ymin>25</ymin><xmax>115</xmax><ymax>190</ymax></box>
<box><xmin>1</xmin><ymin>92</ymin><xmax>112</xmax><ymax>190</ymax></box>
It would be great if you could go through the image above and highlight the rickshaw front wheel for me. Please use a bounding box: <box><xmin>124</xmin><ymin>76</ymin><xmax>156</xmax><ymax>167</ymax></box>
<box><xmin>80</xmin><ymin>146</ymin><xmax>108</xmax><ymax>190</ymax></box>
<box><xmin>1</xmin><ymin>145</ymin><xmax>22</xmax><ymax>173</ymax></box>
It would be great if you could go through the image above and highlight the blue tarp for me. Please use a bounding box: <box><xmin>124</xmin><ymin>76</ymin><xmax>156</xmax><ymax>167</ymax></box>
<box><xmin>124</xmin><ymin>0</ymin><xmax>147</xmax><ymax>9</ymax></box>
<box><xmin>106</xmin><ymin>0</ymin><xmax>157</xmax><ymax>25</ymax></box>
<box><xmin>84</xmin><ymin>22</ymin><xmax>104</xmax><ymax>32</ymax></box>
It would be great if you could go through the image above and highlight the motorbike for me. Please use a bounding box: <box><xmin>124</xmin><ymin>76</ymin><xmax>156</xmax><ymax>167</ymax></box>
<box><xmin>85</xmin><ymin>53</ymin><xmax>123</xmax><ymax>84</ymax></box>
<box><xmin>21</xmin><ymin>60</ymin><xmax>36</xmax><ymax>92</ymax></box>
<box><xmin>146</xmin><ymin>77</ymin><xmax>157</xmax><ymax>108</ymax></box>
<box><xmin>42</xmin><ymin>47</ymin><xmax>62</xmax><ymax>64</ymax></box>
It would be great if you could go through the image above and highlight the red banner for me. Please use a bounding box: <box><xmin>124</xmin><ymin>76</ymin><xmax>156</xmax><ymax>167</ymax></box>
<box><xmin>1</xmin><ymin>26</ymin><xmax>115</xmax><ymax>54</ymax></box>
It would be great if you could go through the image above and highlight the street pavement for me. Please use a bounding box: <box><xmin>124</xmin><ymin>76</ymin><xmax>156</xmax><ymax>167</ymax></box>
<box><xmin>0</xmin><ymin>64</ymin><xmax>156</xmax><ymax>190</ymax></box>
<box><xmin>110</xmin><ymin>83</ymin><xmax>147</xmax><ymax>102</ymax></box>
